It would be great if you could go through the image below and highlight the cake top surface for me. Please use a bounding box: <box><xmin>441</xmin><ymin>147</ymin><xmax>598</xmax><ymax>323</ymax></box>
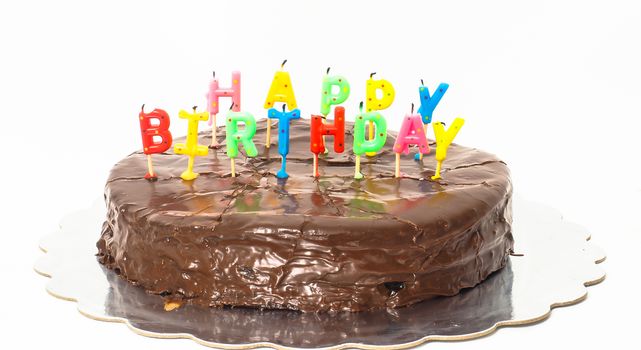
<box><xmin>107</xmin><ymin>119</ymin><xmax>510</xmax><ymax>235</ymax></box>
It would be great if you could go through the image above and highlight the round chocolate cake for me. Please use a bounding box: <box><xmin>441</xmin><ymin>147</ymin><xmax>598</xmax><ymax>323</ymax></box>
<box><xmin>97</xmin><ymin>118</ymin><xmax>513</xmax><ymax>312</ymax></box>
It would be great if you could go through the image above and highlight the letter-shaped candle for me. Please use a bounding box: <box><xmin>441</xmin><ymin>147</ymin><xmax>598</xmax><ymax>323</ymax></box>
<box><xmin>393</xmin><ymin>111</ymin><xmax>430</xmax><ymax>178</ymax></box>
<box><xmin>139</xmin><ymin>107</ymin><xmax>173</xmax><ymax>179</ymax></box>
<box><xmin>353</xmin><ymin>103</ymin><xmax>387</xmax><ymax>179</ymax></box>
<box><xmin>310</xmin><ymin>106</ymin><xmax>345</xmax><ymax>177</ymax></box>
<box><xmin>206</xmin><ymin>71</ymin><xmax>241</xmax><ymax>147</ymax></box>
<box><xmin>264</xmin><ymin>60</ymin><xmax>297</xmax><ymax>148</ymax></box>
<box><xmin>226</xmin><ymin>111</ymin><xmax>258</xmax><ymax>177</ymax></box>
<box><xmin>415</xmin><ymin>82</ymin><xmax>449</xmax><ymax>161</ymax></box>
<box><xmin>268</xmin><ymin>107</ymin><xmax>301</xmax><ymax>179</ymax></box>
<box><xmin>174</xmin><ymin>108</ymin><xmax>209</xmax><ymax>181</ymax></box>
<box><xmin>320</xmin><ymin>72</ymin><xmax>350</xmax><ymax>116</ymax></box>
<box><xmin>365</xmin><ymin>73</ymin><xmax>395</xmax><ymax>156</ymax></box>
<box><xmin>431</xmin><ymin>118</ymin><xmax>465</xmax><ymax>180</ymax></box>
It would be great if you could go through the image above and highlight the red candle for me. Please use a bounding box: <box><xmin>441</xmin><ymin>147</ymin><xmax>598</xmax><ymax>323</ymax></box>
<box><xmin>310</xmin><ymin>106</ymin><xmax>345</xmax><ymax>177</ymax></box>
<box><xmin>139</xmin><ymin>106</ymin><xmax>173</xmax><ymax>179</ymax></box>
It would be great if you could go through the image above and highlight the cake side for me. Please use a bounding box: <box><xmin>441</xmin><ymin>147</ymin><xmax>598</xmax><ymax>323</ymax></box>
<box><xmin>97</xmin><ymin>119</ymin><xmax>513</xmax><ymax>312</ymax></box>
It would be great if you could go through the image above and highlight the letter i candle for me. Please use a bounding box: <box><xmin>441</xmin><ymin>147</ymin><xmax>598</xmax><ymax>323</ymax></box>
<box><xmin>138</xmin><ymin>105</ymin><xmax>173</xmax><ymax>179</ymax></box>
<box><xmin>268</xmin><ymin>105</ymin><xmax>300</xmax><ymax>179</ymax></box>
<box><xmin>206</xmin><ymin>70</ymin><xmax>241</xmax><ymax>148</ymax></box>
<box><xmin>174</xmin><ymin>107</ymin><xmax>209</xmax><ymax>181</ymax></box>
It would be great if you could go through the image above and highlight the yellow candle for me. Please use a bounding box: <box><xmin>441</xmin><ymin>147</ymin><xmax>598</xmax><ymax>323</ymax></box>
<box><xmin>264</xmin><ymin>60</ymin><xmax>298</xmax><ymax>148</ymax></box>
<box><xmin>365</xmin><ymin>73</ymin><xmax>395</xmax><ymax>156</ymax></box>
<box><xmin>264</xmin><ymin>71</ymin><xmax>298</xmax><ymax>110</ymax></box>
<box><xmin>431</xmin><ymin>117</ymin><xmax>465</xmax><ymax>180</ymax></box>
<box><xmin>174</xmin><ymin>108</ymin><xmax>209</xmax><ymax>181</ymax></box>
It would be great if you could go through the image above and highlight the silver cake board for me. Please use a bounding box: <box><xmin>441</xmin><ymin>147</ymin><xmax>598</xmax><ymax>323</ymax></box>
<box><xmin>34</xmin><ymin>196</ymin><xmax>606</xmax><ymax>349</ymax></box>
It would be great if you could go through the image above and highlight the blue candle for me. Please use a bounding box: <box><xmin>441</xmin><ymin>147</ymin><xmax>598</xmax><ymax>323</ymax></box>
<box><xmin>267</xmin><ymin>106</ymin><xmax>301</xmax><ymax>179</ymax></box>
<box><xmin>415</xmin><ymin>81</ymin><xmax>449</xmax><ymax>161</ymax></box>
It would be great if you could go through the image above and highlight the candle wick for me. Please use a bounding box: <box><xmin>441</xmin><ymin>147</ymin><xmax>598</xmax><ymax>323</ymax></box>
<box><xmin>370</xmin><ymin>72</ymin><xmax>376</xmax><ymax>79</ymax></box>
<box><xmin>411</xmin><ymin>103</ymin><xmax>414</xmax><ymax>114</ymax></box>
<box><xmin>192</xmin><ymin>105</ymin><xmax>197</xmax><ymax>112</ymax></box>
<box><xmin>213</xmin><ymin>71</ymin><xmax>216</xmax><ymax>79</ymax></box>
<box><xmin>326</xmin><ymin>67</ymin><xmax>331</xmax><ymax>75</ymax></box>
<box><xmin>282</xmin><ymin>104</ymin><xmax>286</xmax><ymax>112</ymax></box>
<box><xmin>359</xmin><ymin>101</ymin><xmax>364</xmax><ymax>113</ymax></box>
<box><xmin>141</xmin><ymin>103</ymin><xmax>145</xmax><ymax>112</ymax></box>
<box><xmin>281</xmin><ymin>59</ymin><xmax>287</xmax><ymax>69</ymax></box>
<box><xmin>421</xmin><ymin>79</ymin><xmax>424</xmax><ymax>86</ymax></box>
<box><xmin>229</xmin><ymin>102</ymin><xmax>235</xmax><ymax>111</ymax></box>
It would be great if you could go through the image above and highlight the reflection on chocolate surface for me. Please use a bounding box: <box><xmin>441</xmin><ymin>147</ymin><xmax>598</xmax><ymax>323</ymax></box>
<box><xmin>103</xmin><ymin>262</ymin><xmax>513</xmax><ymax>347</ymax></box>
<box><xmin>98</xmin><ymin>118</ymin><xmax>513</xmax><ymax>312</ymax></box>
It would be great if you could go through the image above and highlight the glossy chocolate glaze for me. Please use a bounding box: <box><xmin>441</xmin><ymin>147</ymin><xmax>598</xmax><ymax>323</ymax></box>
<box><xmin>103</xmin><ymin>261</ymin><xmax>514</xmax><ymax>347</ymax></box>
<box><xmin>97</xmin><ymin>118</ymin><xmax>513</xmax><ymax>312</ymax></box>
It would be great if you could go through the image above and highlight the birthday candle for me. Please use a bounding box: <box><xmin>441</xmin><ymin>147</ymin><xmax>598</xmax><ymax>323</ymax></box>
<box><xmin>139</xmin><ymin>106</ymin><xmax>173</xmax><ymax>179</ymax></box>
<box><xmin>268</xmin><ymin>106</ymin><xmax>301</xmax><ymax>179</ymax></box>
<box><xmin>415</xmin><ymin>81</ymin><xmax>449</xmax><ymax>161</ymax></box>
<box><xmin>174</xmin><ymin>107</ymin><xmax>209</xmax><ymax>181</ymax></box>
<box><xmin>206</xmin><ymin>71</ymin><xmax>241</xmax><ymax>148</ymax></box>
<box><xmin>310</xmin><ymin>106</ymin><xmax>345</xmax><ymax>177</ymax></box>
<box><xmin>353</xmin><ymin>102</ymin><xmax>387</xmax><ymax>179</ymax></box>
<box><xmin>365</xmin><ymin>73</ymin><xmax>395</xmax><ymax>156</ymax></box>
<box><xmin>226</xmin><ymin>110</ymin><xmax>258</xmax><ymax>177</ymax></box>
<box><xmin>320</xmin><ymin>68</ymin><xmax>350</xmax><ymax>116</ymax></box>
<box><xmin>431</xmin><ymin>117</ymin><xmax>465</xmax><ymax>180</ymax></box>
<box><xmin>264</xmin><ymin>60</ymin><xmax>297</xmax><ymax>148</ymax></box>
<box><xmin>393</xmin><ymin>105</ymin><xmax>430</xmax><ymax>178</ymax></box>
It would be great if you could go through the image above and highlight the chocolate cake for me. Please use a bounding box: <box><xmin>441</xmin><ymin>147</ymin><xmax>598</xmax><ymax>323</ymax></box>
<box><xmin>97</xmin><ymin>118</ymin><xmax>513</xmax><ymax>312</ymax></box>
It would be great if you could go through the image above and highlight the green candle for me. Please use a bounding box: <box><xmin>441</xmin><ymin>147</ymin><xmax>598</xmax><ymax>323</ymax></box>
<box><xmin>226</xmin><ymin>110</ymin><xmax>258</xmax><ymax>177</ymax></box>
<box><xmin>353</xmin><ymin>102</ymin><xmax>387</xmax><ymax>179</ymax></box>
<box><xmin>320</xmin><ymin>68</ymin><xmax>350</xmax><ymax>116</ymax></box>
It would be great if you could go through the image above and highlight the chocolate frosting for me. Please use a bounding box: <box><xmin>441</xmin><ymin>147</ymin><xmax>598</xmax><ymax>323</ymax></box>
<box><xmin>97</xmin><ymin>118</ymin><xmax>513</xmax><ymax>312</ymax></box>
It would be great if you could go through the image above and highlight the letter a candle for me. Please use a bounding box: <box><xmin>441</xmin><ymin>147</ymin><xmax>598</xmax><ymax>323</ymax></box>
<box><xmin>264</xmin><ymin>59</ymin><xmax>298</xmax><ymax>148</ymax></box>
<box><xmin>365</xmin><ymin>72</ymin><xmax>395</xmax><ymax>156</ymax></box>
<box><xmin>353</xmin><ymin>102</ymin><xmax>387</xmax><ymax>179</ymax></box>
<box><xmin>415</xmin><ymin>80</ymin><xmax>449</xmax><ymax>161</ymax></box>
<box><xmin>207</xmin><ymin>70</ymin><xmax>241</xmax><ymax>148</ymax></box>
<box><xmin>431</xmin><ymin>117</ymin><xmax>465</xmax><ymax>180</ymax></box>
<box><xmin>393</xmin><ymin>103</ymin><xmax>430</xmax><ymax>178</ymax></box>
<box><xmin>268</xmin><ymin>105</ymin><xmax>301</xmax><ymax>179</ymax></box>
<box><xmin>226</xmin><ymin>105</ymin><xmax>258</xmax><ymax>177</ymax></box>
<box><xmin>174</xmin><ymin>107</ymin><xmax>209</xmax><ymax>181</ymax></box>
<box><xmin>139</xmin><ymin>105</ymin><xmax>173</xmax><ymax>179</ymax></box>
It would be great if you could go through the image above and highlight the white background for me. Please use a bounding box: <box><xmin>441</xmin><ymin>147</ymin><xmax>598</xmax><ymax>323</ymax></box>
<box><xmin>1</xmin><ymin>0</ymin><xmax>640</xmax><ymax>349</ymax></box>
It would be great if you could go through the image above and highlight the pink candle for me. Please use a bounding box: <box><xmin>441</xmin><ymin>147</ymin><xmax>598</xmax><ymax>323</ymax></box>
<box><xmin>393</xmin><ymin>104</ymin><xmax>430</xmax><ymax>177</ymax></box>
<box><xmin>206</xmin><ymin>71</ymin><xmax>241</xmax><ymax>147</ymax></box>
